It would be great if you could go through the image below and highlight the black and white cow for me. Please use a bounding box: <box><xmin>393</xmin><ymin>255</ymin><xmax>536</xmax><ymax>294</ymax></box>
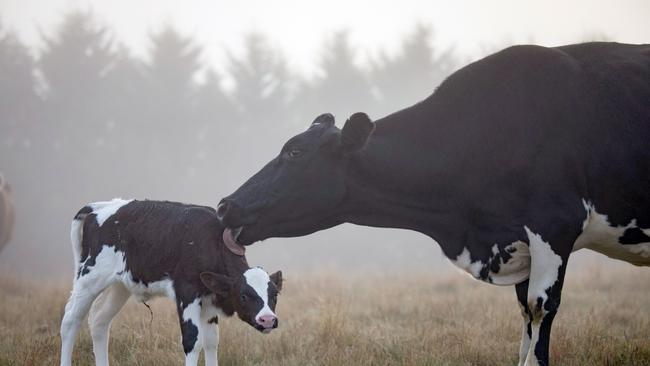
<box><xmin>60</xmin><ymin>199</ymin><xmax>283</xmax><ymax>366</ymax></box>
<box><xmin>216</xmin><ymin>42</ymin><xmax>650</xmax><ymax>365</ymax></box>
<box><xmin>0</xmin><ymin>173</ymin><xmax>14</xmax><ymax>254</ymax></box>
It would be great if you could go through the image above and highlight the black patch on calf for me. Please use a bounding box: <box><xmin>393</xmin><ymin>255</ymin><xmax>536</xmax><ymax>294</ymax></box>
<box><xmin>619</xmin><ymin>227</ymin><xmax>650</xmax><ymax>245</ymax></box>
<box><xmin>180</xmin><ymin>319</ymin><xmax>199</xmax><ymax>354</ymax></box>
<box><xmin>74</xmin><ymin>205</ymin><xmax>93</xmax><ymax>220</ymax></box>
<box><xmin>208</xmin><ymin>316</ymin><xmax>218</xmax><ymax>324</ymax></box>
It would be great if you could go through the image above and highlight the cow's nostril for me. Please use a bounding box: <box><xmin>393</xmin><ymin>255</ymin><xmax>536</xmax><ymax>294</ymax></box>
<box><xmin>216</xmin><ymin>202</ymin><xmax>229</xmax><ymax>220</ymax></box>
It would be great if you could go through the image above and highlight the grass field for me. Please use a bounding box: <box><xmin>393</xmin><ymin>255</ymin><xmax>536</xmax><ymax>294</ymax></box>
<box><xmin>1</xmin><ymin>265</ymin><xmax>649</xmax><ymax>366</ymax></box>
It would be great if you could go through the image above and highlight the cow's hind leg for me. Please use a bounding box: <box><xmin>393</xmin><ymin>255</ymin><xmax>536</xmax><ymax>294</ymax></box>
<box><xmin>516</xmin><ymin>279</ymin><xmax>532</xmax><ymax>366</ymax></box>
<box><xmin>522</xmin><ymin>226</ymin><xmax>576</xmax><ymax>366</ymax></box>
<box><xmin>88</xmin><ymin>283</ymin><xmax>131</xmax><ymax>366</ymax></box>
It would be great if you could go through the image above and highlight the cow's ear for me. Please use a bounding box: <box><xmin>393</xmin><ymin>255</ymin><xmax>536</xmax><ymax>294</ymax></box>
<box><xmin>200</xmin><ymin>272</ymin><xmax>234</xmax><ymax>297</ymax></box>
<box><xmin>269</xmin><ymin>270</ymin><xmax>283</xmax><ymax>292</ymax></box>
<box><xmin>310</xmin><ymin>113</ymin><xmax>335</xmax><ymax>128</ymax></box>
<box><xmin>341</xmin><ymin>112</ymin><xmax>374</xmax><ymax>153</ymax></box>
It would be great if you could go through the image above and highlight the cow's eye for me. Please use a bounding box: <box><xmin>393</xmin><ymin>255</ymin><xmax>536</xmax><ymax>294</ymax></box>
<box><xmin>288</xmin><ymin>148</ymin><xmax>302</xmax><ymax>158</ymax></box>
<box><xmin>240</xmin><ymin>294</ymin><xmax>247</xmax><ymax>302</ymax></box>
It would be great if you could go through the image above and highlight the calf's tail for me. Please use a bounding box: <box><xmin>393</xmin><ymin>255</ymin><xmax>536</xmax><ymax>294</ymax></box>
<box><xmin>70</xmin><ymin>206</ymin><xmax>93</xmax><ymax>276</ymax></box>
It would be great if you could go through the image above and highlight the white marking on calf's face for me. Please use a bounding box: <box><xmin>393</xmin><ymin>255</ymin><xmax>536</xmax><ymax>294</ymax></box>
<box><xmin>243</xmin><ymin>267</ymin><xmax>275</xmax><ymax>321</ymax></box>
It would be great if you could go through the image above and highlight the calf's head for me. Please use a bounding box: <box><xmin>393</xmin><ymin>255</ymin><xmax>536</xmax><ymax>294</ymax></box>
<box><xmin>218</xmin><ymin>112</ymin><xmax>374</xmax><ymax>245</ymax></box>
<box><xmin>201</xmin><ymin>267</ymin><xmax>283</xmax><ymax>333</ymax></box>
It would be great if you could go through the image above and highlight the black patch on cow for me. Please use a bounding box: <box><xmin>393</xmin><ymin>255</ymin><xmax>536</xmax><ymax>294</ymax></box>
<box><xmin>619</xmin><ymin>227</ymin><xmax>650</xmax><ymax>245</ymax></box>
<box><xmin>180</xmin><ymin>319</ymin><xmax>199</xmax><ymax>354</ymax></box>
<box><xmin>208</xmin><ymin>316</ymin><xmax>218</xmax><ymax>324</ymax></box>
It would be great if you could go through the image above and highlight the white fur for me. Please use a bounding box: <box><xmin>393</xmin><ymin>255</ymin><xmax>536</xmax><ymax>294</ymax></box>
<box><xmin>450</xmin><ymin>242</ymin><xmax>531</xmax><ymax>286</ymax></box>
<box><xmin>574</xmin><ymin>200</ymin><xmax>650</xmax><ymax>265</ymax></box>
<box><xmin>181</xmin><ymin>298</ymin><xmax>203</xmax><ymax>366</ymax></box>
<box><xmin>89</xmin><ymin>198</ymin><xmax>133</xmax><ymax>227</ymax></box>
<box><xmin>200</xmin><ymin>298</ymin><xmax>221</xmax><ymax>366</ymax></box>
<box><xmin>450</xmin><ymin>247</ymin><xmax>483</xmax><ymax>279</ymax></box>
<box><xmin>525</xmin><ymin>227</ymin><xmax>562</xmax><ymax>307</ymax></box>
<box><xmin>244</xmin><ymin>267</ymin><xmax>275</xmax><ymax>321</ymax></box>
<box><xmin>523</xmin><ymin>227</ymin><xmax>563</xmax><ymax>366</ymax></box>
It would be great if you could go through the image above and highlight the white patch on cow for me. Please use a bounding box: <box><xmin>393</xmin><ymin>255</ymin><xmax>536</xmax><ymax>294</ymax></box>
<box><xmin>525</xmin><ymin>226</ymin><xmax>562</xmax><ymax>307</ymax></box>
<box><xmin>243</xmin><ymin>267</ymin><xmax>275</xmax><ymax>320</ymax></box>
<box><xmin>89</xmin><ymin>198</ymin><xmax>133</xmax><ymax>227</ymax></box>
<box><xmin>492</xmin><ymin>241</ymin><xmax>531</xmax><ymax>285</ymax></box>
<box><xmin>574</xmin><ymin>200</ymin><xmax>650</xmax><ymax>265</ymax></box>
<box><xmin>450</xmin><ymin>243</ymin><xmax>530</xmax><ymax>286</ymax></box>
<box><xmin>451</xmin><ymin>247</ymin><xmax>483</xmax><ymax>279</ymax></box>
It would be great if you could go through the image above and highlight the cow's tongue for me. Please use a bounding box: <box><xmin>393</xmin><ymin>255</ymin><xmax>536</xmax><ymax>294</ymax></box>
<box><xmin>223</xmin><ymin>228</ymin><xmax>245</xmax><ymax>256</ymax></box>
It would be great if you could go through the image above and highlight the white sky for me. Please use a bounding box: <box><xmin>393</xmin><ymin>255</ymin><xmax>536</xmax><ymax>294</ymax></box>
<box><xmin>1</xmin><ymin>0</ymin><xmax>649</xmax><ymax>75</ymax></box>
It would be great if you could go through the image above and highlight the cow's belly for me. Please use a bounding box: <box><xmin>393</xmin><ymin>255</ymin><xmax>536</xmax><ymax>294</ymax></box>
<box><xmin>451</xmin><ymin>241</ymin><xmax>531</xmax><ymax>286</ymax></box>
<box><xmin>574</xmin><ymin>201</ymin><xmax>650</xmax><ymax>266</ymax></box>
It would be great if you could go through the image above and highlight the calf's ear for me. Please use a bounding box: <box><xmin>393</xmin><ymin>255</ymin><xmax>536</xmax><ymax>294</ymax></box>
<box><xmin>341</xmin><ymin>112</ymin><xmax>374</xmax><ymax>153</ymax></box>
<box><xmin>200</xmin><ymin>272</ymin><xmax>234</xmax><ymax>297</ymax></box>
<box><xmin>269</xmin><ymin>270</ymin><xmax>283</xmax><ymax>292</ymax></box>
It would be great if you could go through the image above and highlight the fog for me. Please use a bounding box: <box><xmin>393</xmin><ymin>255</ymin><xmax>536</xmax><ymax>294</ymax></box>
<box><xmin>0</xmin><ymin>2</ymin><xmax>648</xmax><ymax>278</ymax></box>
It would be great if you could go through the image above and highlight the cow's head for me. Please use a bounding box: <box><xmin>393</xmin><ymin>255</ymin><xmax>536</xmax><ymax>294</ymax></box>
<box><xmin>218</xmin><ymin>112</ymin><xmax>374</xmax><ymax>245</ymax></box>
<box><xmin>201</xmin><ymin>267</ymin><xmax>283</xmax><ymax>333</ymax></box>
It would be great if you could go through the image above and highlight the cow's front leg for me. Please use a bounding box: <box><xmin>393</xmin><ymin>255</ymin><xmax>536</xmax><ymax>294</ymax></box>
<box><xmin>176</xmin><ymin>297</ymin><xmax>203</xmax><ymax>366</ymax></box>
<box><xmin>522</xmin><ymin>226</ymin><xmax>573</xmax><ymax>366</ymax></box>
<box><xmin>515</xmin><ymin>279</ymin><xmax>532</xmax><ymax>366</ymax></box>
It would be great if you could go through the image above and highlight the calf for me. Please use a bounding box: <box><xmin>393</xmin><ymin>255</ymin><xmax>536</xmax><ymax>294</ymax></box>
<box><xmin>60</xmin><ymin>199</ymin><xmax>283</xmax><ymax>366</ymax></box>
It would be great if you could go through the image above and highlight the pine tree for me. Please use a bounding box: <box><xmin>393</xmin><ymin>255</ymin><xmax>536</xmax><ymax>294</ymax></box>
<box><xmin>371</xmin><ymin>25</ymin><xmax>458</xmax><ymax>116</ymax></box>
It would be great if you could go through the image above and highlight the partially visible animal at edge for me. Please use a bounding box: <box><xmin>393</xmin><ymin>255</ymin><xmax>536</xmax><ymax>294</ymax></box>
<box><xmin>216</xmin><ymin>42</ymin><xmax>650</xmax><ymax>366</ymax></box>
<box><xmin>60</xmin><ymin>198</ymin><xmax>283</xmax><ymax>366</ymax></box>
<box><xmin>0</xmin><ymin>173</ymin><xmax>14</xmax><ymax>254</ymax></box>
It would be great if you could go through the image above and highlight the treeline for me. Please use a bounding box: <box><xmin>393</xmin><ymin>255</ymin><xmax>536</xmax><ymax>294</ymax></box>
<box><xmin>0</xmin><ymin>11</ymin><xmax>459</xmax><ymax>272</ymax></box>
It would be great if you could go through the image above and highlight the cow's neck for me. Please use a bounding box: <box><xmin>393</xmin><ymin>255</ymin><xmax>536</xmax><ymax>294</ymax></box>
<box><xmin>340</xmin><ymin>134</ymin><xmax>465</xmax><ymax>255</ymax></box>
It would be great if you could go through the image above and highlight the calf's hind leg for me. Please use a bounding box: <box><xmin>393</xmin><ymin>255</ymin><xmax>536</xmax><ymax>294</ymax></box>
<box><xmin>60</xmin><ymin>276</ymin><xmax>112</xmax><ymax>366</ymax></box>
<box><xmin>88</xmin><ymin>283</ymin><xmax>131</xmax><ymax>366</ymax></box>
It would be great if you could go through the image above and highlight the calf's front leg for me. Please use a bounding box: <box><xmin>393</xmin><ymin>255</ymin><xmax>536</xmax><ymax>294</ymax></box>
<box><xmin>200</xmin><ymin>299</ymin><xmax>221</xmax><ymax>366</ymax></box>
<box><xmin>176</xmin><ymin>297</ymin><xmax>203</xmax><ymax>366</ymax></box>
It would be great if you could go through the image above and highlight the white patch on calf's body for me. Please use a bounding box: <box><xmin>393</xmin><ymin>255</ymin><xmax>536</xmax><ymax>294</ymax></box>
<box><xmin>89</xmin><ymin>198</ymin><xmax>133</xmax><ymax>227</ymax></box>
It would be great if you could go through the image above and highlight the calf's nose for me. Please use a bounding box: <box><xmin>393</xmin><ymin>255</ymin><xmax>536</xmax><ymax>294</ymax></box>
<box><xmin>257</xmin><ymin>314</ymin><xmax>278</xmax><ymax>329</ymax></box>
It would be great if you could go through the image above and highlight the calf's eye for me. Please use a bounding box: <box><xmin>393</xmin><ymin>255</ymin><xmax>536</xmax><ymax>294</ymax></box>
<box><xmin>240</xmin><ymin>294</ymin><xmax>247</xmax><ymax>302</ymax></box>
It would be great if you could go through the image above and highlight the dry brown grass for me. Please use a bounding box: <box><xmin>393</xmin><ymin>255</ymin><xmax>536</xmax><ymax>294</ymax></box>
<box><xmin>1</xmin><ymin>266</ymin><xmax>649</xmax><ymax>366</ymax></box>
